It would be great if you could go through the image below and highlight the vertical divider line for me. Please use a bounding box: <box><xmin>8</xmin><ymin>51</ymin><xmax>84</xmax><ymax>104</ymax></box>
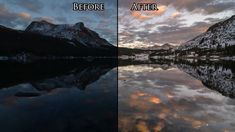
<box><xmin>116</xmin><ymin>0</ymin><xmax>119</xmax><ymax>131</ymax></box>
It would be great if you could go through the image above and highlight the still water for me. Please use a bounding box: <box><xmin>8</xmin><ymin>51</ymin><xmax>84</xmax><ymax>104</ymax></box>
<box><xmin>118</xmin><ymin>59</ymin><xmax>235</xmax><ymax>132</ymax></box>
<box><xmin>0</xmin><ymin>58</ymin><xmax>234</xmax><ymax>132</ymax></box>
<box><xmin>0</xmin><ymin>59</ymin><xmax>117</xmax><ymax>132</ymax></box>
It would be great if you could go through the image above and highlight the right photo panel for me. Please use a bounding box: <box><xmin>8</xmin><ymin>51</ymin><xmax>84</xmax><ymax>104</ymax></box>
<box><xmin>118</xmin><ymin>0</ymin><xmax>235</xmax><ymax>131</ymax></box>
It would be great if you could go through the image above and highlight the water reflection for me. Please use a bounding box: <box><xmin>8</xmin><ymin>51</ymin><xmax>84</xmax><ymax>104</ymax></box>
<box><xmin>176</xmin><ymin>60</ymin><xmax>235</xmax><ymax>98</ymax></box>
<box><xmin>0</xmin><ymin>59</ymin><xmax>117</xmax><ymax>132</ymax></box>
<box><xmin>119</xmin><ymin>59</ymin><xmax>235</xmax><ymax>132</ymax></box>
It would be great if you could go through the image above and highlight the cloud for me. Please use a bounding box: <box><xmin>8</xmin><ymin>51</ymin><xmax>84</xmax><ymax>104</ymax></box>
<box><xmin>10</xmin><ymin>0</ymin><xmax>43</xmax><ymax>12</ymax></box>
<box><xmin>55</xmin><ymin>16</ymin><xmax>67</xmax><ymax>23</ymax></box>
<box><xmin>157</xmin><ymin>0</ymin><xmax>235</xmax><ymax>14</ymax></box>
<box><xmin>203</xmin><ymin>2</ymin><xmax>235</xmax><ymax>14</ymax></box>
<box><xmin>131</xmin><ymin>11</ymin><xmax>151</xmax><ymax>21</ymax></box>
<box><xmin>0</xmin><ymin>0</ymin><xmax>117</xmax><ymax>45</ymax></box>
<box><xmin>0</xmin><ymin>4</ymin><xmax>32</xmax><ymax>29</ymax></box>
<box><xmin>119</xmin><ymin>0</ymin><xmax>235</xmax><ymax>48</ymax></box>
<box><xmin>204</xmin><ymin>17</ymin><xmax>230</xmax><ymax>23</ymax></box>
<box><xmin>18</xmin><ymin>12</ymin><xmax>32</xmax><ymax>20</ymax></box>
<box><xmin>119</xmin><ymin>14</ymin><xmax>229</xmax><ymax>48</ymax></box>
<box><xmin>50</xmin><ymin>0</ymin><xmax>118</xmax><ymax>45</ymax></box>
<box><xmin>146</xmin><ymin>22</ymin><xmax>210</xmax><ymax>45</ymax></box>
<box><xmin>33</xmin><ymin>16</ymin><xmax>54</xmax><ymax>23</ymax></box>
<box><xmin>171</xmin><ymin>11</ymin><xmax>181</xmax><ymax>18</ymax></box>
<box><xmin>120</xmin><ymin>0</ymin><xmax>235</xmax><ymax>15</ymax></box>
<box><xmin>131</xmin><ymin>5</ymin><xmax>167</xmax><ymax>21</ymax></box>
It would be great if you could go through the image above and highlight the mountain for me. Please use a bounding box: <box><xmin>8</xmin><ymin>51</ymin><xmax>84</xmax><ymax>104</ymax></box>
<box><xmin>25</xmin><ymin>20</ymin><xmax>113</xmax><ymax>48</ymax></box>
<box><xmin>118</xmin><ymin>44</ymin><xmax>177</xmax><ymax>57</ymax></box>
<box><xmin>160</xmin><ymin>43</ymin><xmax>176</xmax><ymax>50</ymax></box>
<box><xmin>0</xmin><ymin>21</ymin><xmax>116</xmax><ymax>57</ymax></box>
<box><xmin>177</xmin><ymin>15</ymin><xmax>235</xmax><ymax>56</ymax></box>
<box><xmin>144</xmin><ymin>43</ymin><xmax>177</xmax><ymax>50</ymax></box>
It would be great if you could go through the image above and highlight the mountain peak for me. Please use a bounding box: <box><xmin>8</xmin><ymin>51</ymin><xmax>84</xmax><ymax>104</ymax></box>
<box><xmin>72</xmin><ymin>22</ymin><xmax>86</xmax><ymax>31</ymax></box>
<box><xmin>25</xmin><ymin>21</ymin><xmax>113</xmax><ymax>48</ymax></box>
<box><xmin>25</xmin><ymin>20</ymin><xmax>55</xmax><ymax>32</ymax></box>
<box><xmin>28</xmin><ymin>20</ymin><xmax>54</xmax><ymax>26</ymax></box>
<box><xmin>161</xmin><ymin>43</ymin><xmax>176</xmax><ymax>50</ymax></box>
<box><xmin>74</xmin><ymin>22</ymin><xmax>84</xmax><ymax>28</ymax></box>
<box><xmin>39</xmin><ymin>20</ymin><xmax>53</xmax><ymax>24</ymax></box>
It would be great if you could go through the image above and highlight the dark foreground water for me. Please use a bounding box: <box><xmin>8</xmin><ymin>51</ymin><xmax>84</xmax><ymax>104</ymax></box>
<box><xmin>0</xmin><ymin>58</ymin><xmax>234</xmax><ymax>132</ymax></box>
<box><xmin>118</xmin><ymin>59</ymin><xmax>235</xmax><ymax>132</ymax></box>
<box><xmin>0</xmin><ymin>59</ymin><xmax>117</xmax><ymax>132</ymax></box>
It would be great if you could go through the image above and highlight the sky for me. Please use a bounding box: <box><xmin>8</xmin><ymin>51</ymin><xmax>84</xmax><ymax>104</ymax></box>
<box><xmin>0</xmin><ymin>0</ymin><xmax>117</xmax><ymax>45</ymax></box>
<box><xmin>119</xmin><ymin>0</ymin><xmax>235</xmax><ymax>48</ymax></box>
<box><xmin>0</xmin><ymin>0</ymin><xmax>234</xmax><ymax>48</ymax></box>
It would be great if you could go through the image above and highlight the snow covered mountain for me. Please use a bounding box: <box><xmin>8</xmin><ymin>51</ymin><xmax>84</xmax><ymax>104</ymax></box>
<box><xmin>177</xmin><ymin>15</ymin><xmax>235</xmax><ymax>55</ymax></box>
<box><xmin>0</xmin><ymin>21</ymin><xmax>117</xmax><ymax>57</ymax></box>
<box><xmin>25</xmin><ymin>20</ymin><xmax>113</xmax><ymax>48</ymax></box>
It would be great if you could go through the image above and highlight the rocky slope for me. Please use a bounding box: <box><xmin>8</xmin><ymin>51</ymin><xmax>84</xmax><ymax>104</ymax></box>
<box><xmin>25</xmin><ymin>20</ymin><xmax>113</xmax><ymax>48</ymax></box>
<box><xmin>177</xmin><ymin>15</ymin><xmax>235</xmax><ymax>56</ymax></box>
<box><xmin>0</xmin><ymin>21</ymin><xmax>116</xmax><ymax>57</ymax></box>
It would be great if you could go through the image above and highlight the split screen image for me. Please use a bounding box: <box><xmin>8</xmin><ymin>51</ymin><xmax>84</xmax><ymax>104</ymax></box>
<box><xmin>0</xmin><ymin>0</ymin><xmax>234</xmax><ymax>131</ymax></box>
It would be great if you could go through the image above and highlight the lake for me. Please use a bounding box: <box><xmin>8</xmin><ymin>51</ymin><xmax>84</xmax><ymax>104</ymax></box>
<box><xmin>118</xmin><ymin>59</ymin><xmax>235</xmax><ymax>132</ymax></box>
<box><xmin>0</xmin><ymin>58</ymin><xmax>234</xmax><ymax>132</ymax></box>
<box><xmin>0</xmin><ymin>59</ymin><xmax>117</xmax><ymax>132</ymax></box>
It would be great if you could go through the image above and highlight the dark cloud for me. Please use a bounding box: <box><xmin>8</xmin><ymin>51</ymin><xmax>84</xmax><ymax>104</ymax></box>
<box><xmin>0</xmin><ymin>0</ymin><xmax>117</xmax><ymax>45</ymax></box>
<box><xmin>33</xmin><ymin>16</ymin><xmax>54</xmax><ymax>23</ymax></box>
<box><xmin>136</xmin><ymin>21</ymin><xmax>217</xmax><ymax>45</ymax></box>
<box><xmin>119</xmin><ymin>0</ymin><xmax>235</xmax><ymax>15</ymax></box>
<box><xmin>55</xmin><ymin>16</ymin><xmax>67</xmax><ymax>23</ymax></box>
<box><xmin>0</xmin><ymin>4</ymin><xmax>31</xmax><ymax>29</ymax></box>
<box><xmin>54</xmin><ymin>0</ymin><xmax>117</xmax><ymax>12</ymax></box>
<box><xmin>159</xmin><ymin>0</ymin><xmax>235</xmax><ymax>14</ymax></box>
<box><xmin>95</xmin><ymin>19</ymin><xmax>117</xmax><ymax>45</ymax></box>
<box><xmin>204</xmin><ymin>2</ymin><xmax>235</xmax><ymax>14</ymax></box>
<box><xmin>156</xmin><ymin>17</ymin><xmax>186</xmax><ymax>33</ymax></box>
<box><xmin>10</xmin><ymin>0</ymin><xmax>43</xmax><ymax>12</ymax></box>
<box><xmin>49</xmin><ymin>0</ymin><xmax>117</xmax><ymax>45</ymax></box>
<box><xmin>119</xmin><ymin>31</ymin><xmax>136</xmax><ymax>44</ymax></box>
<box><xmin>157</xmin><ymin>25</ymin><xmax>182</xmax><ymax>33</ymax></box>
<box><xmin>205</xmin><ymin>17</ymin><xmax>229</xmax><ymax>23</ymax></box>
<box><xmin>154</xmin><ymin>16</ymin><xmax>229</xmax><ymax>44</ymax></box>
<box><xmin>119</xmin><ymin>0</ymin><xmax>235</xmax><ymax>47</ymax></box>
<box><xmin>119</xmin><ymin>15</ymin><xmax>229</xmax><ymax>46</ymax></box>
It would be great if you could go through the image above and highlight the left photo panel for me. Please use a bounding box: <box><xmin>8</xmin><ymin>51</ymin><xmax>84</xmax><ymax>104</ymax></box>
<box><xmin>0</xmin><ymin>0</ymin><xmax>118</xmax><ymax>131</ymax></box>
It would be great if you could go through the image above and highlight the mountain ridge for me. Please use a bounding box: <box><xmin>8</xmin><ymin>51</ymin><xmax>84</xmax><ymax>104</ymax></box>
<box><xmin>25</xmin><ymin>20</ymin><xmax>113</xmax><ymax>48</ymax></box>
<box><xmin>177</xmin><ymin>15</ymin><xmax>235</xmax><ymax>56</ymax></box>
<box><xmin>0</xmin><ymin>22</ymin><xmax>116</xmax><ymax>57</ymax></box>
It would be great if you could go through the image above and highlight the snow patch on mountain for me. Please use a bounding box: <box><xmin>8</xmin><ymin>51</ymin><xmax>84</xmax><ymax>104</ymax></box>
<box><xmin>25</xmin><ymin>20</ymin><xmax>113</xmax><ymax>48</ymax></box>
<box><xmin>178</xmin><ymin>15</ymin><xmax>235</xmax><ymax>51</ymax></box>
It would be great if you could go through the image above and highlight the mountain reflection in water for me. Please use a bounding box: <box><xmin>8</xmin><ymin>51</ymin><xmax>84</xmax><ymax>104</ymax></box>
<box><xmin>0</xmin><ymin>59</ymin><xmax>117</xmax><ymax>132</ymax></box>
<box><xmin>0</xmin><ymin>58</ymin><xmax>235</xmax><ymax>131</ymax></box>
<box><xmin>119</xmin><ymin>59</ymin><xmax>235</xmax><ymax>132</ymax></box>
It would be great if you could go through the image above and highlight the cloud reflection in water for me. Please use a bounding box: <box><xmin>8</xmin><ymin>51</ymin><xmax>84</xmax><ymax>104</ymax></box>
<box><xmin>118</xmin><ymin>64</ymin><xmax>235</xmax><ymax>132</ymax></box>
